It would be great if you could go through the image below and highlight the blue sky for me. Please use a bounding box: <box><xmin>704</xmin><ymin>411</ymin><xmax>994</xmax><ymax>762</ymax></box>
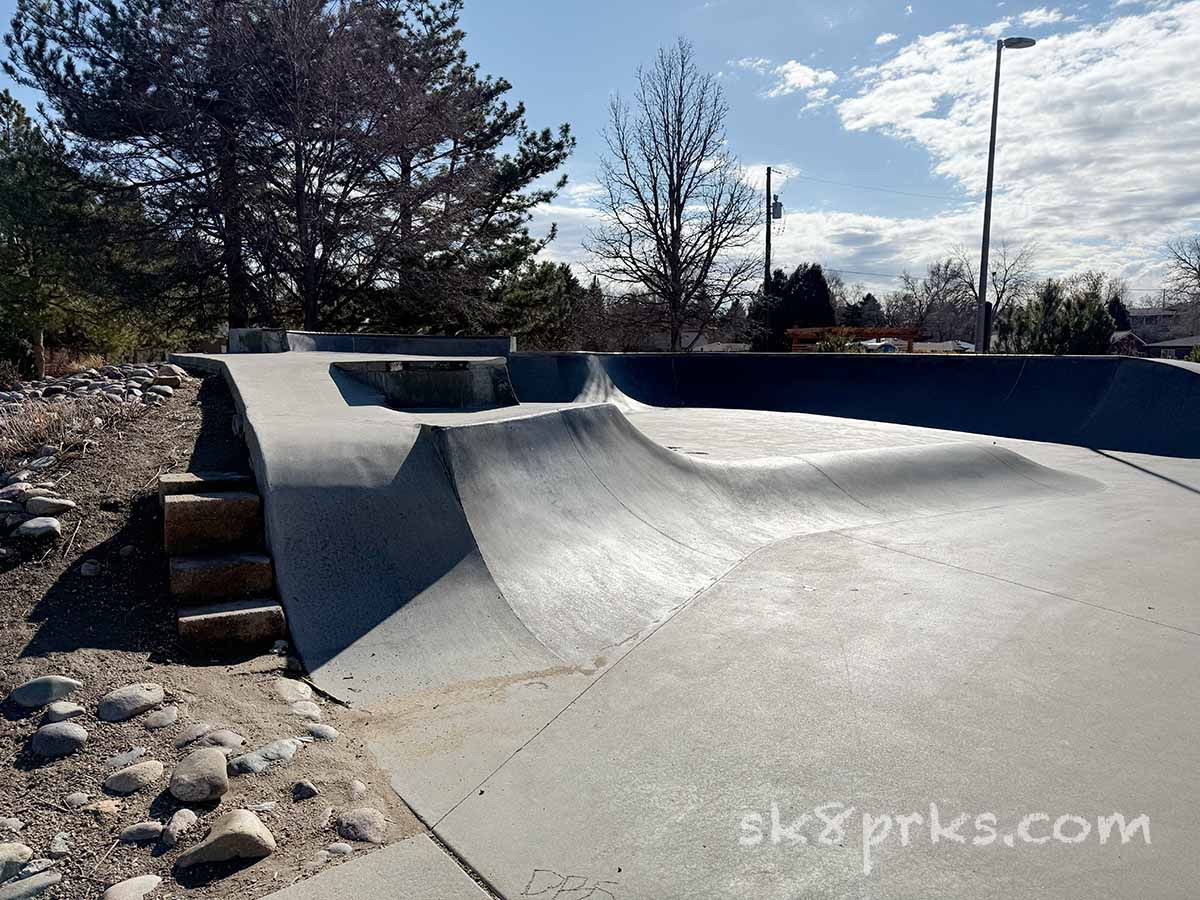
<box><xmin>4</xmin><ymin>0</ymin><xmax>1199</xmax><ymax>299</ymax></box>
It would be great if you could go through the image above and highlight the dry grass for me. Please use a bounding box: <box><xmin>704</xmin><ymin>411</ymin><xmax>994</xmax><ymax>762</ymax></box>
<box><xmin>0</xmin><ymin>397</ymin><xmax>150</xmax><ymax>468</ymax></box>
<box><xmin>43</xmin><ymin>350</ymin><xmax>108</xmax><ymax>379</ymax></box>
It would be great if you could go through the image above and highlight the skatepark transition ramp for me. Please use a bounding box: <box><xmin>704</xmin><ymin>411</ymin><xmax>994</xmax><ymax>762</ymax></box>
<box><xmin>508</xmin><ymin>352</ymin><xmax>1200</xmax><ymax>457</ymax></box>
<box><xmin>168</xmin><ymin>348</ymin><xmax>1129</xmax><ymax>704</ymax></box>
<box><xmin>213</xmin><ymin>395</ymin><xmax>1098</xmax><ymax>704</ymax></box>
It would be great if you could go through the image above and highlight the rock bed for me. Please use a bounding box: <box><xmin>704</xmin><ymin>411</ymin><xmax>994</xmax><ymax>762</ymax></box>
<box><xmin>1</xmin><ymin>373</ymin><xmax>420</xmax><ymax>898</ymax></box>
<box><xmin>0</xmin><ymin>364</ymin><xmax>189</xmax><ymax>410</ymax></box>
<box><xmin>0</xmin><ymin>364</ymin><xmax>192</xmax><ymax>553</ymax></box>
<box><xmin>1</xmin><ymin>671</ymin><xmax>395</xmax><ymax>898</ymax></box>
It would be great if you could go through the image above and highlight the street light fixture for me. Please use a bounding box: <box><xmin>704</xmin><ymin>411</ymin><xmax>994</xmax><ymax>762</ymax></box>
<box><xmin>974</xmin><ymin>36</ymin><xmax>1036</xmax><ymax>353</ymax></box>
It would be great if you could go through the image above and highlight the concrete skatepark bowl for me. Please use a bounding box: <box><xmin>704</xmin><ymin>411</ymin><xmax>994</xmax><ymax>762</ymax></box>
<box><xmin>173</xmin><ymin>341</ymin><xmax>1200</xmax><ymax>900</ymax></box>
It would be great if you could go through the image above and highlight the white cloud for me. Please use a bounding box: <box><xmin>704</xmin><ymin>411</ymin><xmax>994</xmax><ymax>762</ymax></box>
<box><xmin>732</xmin><ymin>57</ymin><xmax>772</xmax><ymax>75</ymax></box>
<box><xmin>905</xmin><ymin>4</ymin><xmax>914</xmax><ymax>14</ymax></box>
<box><xmin>983</xmin><ymin>19</ymin><xmax>1013</xmax><ymax>36</ymax></box>
<box><xmin>1018</xmin><ymin>6</ymin><xmax>1077</xmax><ymax>26</ymax></box>
<box><xmin>765</xmin><ymin>60</ymin><xmax>839</xmax><ymax>98</ymax></box>
<box><xmin>831</xmin><ymin>1</ymin><xmax>1200</xmax><ymax>288</ymax></box>
<box><xmin>535</xmin><ymin>1</ymin><xmax>1200</xmax><ymax>297</ymax></box>
<box><xmin>875</xmin><ymin>32</ymin><xmax>901</xmax><ymax>44</ymax></box>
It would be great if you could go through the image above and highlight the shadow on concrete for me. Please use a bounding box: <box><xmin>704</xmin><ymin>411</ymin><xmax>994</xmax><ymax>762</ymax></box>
<box><xmin>188</xmin><ymin>376</ymin><xmax>251</xmax><ymax>475</ymax></box>
<box><xmin>329</xmin><ymin>363</ymin><xmax>389</xmax><ymax>408</ymax></box>
<box><xmin>1093</xmin><ymin>449</ymin><xmax>1200</xmax><ymax>495</ymax></box>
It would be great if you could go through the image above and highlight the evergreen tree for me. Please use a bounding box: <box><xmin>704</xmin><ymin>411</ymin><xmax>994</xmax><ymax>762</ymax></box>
<box><xmin>7</xmin><ymin>0</ymin><xmax>573</xmax><ymax>332</ymax></box>
<box><xmin>749</xmin><ymin>263</ymin><xmax>837</xmax><ymax>350</ymax></box>
<box><xmin>491</xmin><ymin>261</ymin><xmax>585</xmax><ymax>350</ymax></box>
<box><xmin>996</xmin><ymin>278</ymin><xmax>1115</xmax><ymax>355</ymax></box>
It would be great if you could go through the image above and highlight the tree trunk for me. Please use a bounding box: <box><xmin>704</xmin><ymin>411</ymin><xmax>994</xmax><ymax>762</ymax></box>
<box><xmin>219</xmin><ymin>142</ymin><xmax>251</xmax><ymax>329</ymax></box>
<box><xmin>32</xmin><ymin>325</ymin><xmax>45</xmax><ymax>380</ymax></box>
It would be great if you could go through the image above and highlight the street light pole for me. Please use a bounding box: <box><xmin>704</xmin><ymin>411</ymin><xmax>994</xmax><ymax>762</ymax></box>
<box><xmin>765</xmin><ymin>166</ymin><xmax>772</xmax><ymax>295</ymax></box>
<box><xmin>974</xmin><ymin>36</ymin><xmax>1035</xmax><ymax>353</ymax></box>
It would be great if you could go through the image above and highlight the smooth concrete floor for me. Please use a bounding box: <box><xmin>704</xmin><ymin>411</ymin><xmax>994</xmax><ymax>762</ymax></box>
<box><xmin>395</xmin><ymin>410</ymin><xmax>1200</xmax><ymax>900</ymax></box>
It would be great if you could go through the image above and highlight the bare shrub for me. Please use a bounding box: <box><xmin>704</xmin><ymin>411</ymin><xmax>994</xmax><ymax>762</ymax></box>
<box><xmin>0</xmin><ymin>397</ymin><xmax>149</xmax><ymax>468</ymax></box>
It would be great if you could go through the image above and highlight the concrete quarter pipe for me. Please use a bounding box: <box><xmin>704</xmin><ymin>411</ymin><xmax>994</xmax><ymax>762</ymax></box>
<box><xmin>173</xmin><ymin>346</ymin><xmax>1200</xmax><ymax>900</ymax></box>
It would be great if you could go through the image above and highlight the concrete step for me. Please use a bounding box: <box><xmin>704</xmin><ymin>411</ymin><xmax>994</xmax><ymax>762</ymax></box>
<box><xmin>159</xmin><ymin>470</ymin><xmax>256</xmax><ymax>504</ymax></box>
<box><xmin>177</xmin><ymin>599</ymin><xmax>286</xmax><ymax>651</ymax></box>
<box><xmin>170</xmin><ymin>553</ymin><xmax>274</xmax><ymax>602</ymax></box>
<box><xmin>163</xmin><ymin>491</ymin><xmax>263</xmax><ymax>554</ymax></box>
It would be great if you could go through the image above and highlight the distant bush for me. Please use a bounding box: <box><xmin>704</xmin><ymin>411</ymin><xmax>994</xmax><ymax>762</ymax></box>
<box><xmin>813</xmin><ymin>331</ymin><xmax>866</xmax><ymax>353</ymax></box>
<box><xmin>1187</xmin><ymin>346</ymin><xmax>1200</xmax><ymax>364</ymax></box>
<box><xmin>0</xmin><ymin>359</ymin><xmax>20</xmax><ymax>388</ymax></box>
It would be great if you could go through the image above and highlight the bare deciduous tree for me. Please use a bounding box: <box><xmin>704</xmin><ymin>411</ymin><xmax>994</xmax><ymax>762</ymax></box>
<box><xmin>585</xmin><ymin>39</ymin><xmax>761</xmax><ymax>351</ymax></box>
<box><xmin>952</xmin><ymin>240</ymin><xmax>1038</xmax><ymax>322</ymax></box>
<box><xmin>1165</xmin><ymin>235</ymin><xmax>1200</xmax><ymax>304</ymax></box>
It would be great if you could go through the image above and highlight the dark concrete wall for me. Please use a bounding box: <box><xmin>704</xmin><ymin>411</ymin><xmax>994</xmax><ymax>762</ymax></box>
<box><xmin>508</xmin><ymin>353</ymin><xmax>1200</xmax><ymax>458</ymax></box>
<box><xmin>286</xmin><ymin>331</ymin><xmax>514</xmax><ymax>357</ymax></box>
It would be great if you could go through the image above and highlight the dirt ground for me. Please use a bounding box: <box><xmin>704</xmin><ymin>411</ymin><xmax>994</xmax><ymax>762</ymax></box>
<box><xmin>0</xmin><ymin>376</ymin><xmax>422</xmax><ymax>898</ymax></box>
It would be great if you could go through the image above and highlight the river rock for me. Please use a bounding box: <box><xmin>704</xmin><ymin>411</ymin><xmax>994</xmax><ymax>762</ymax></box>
<box><xmin>97</xmin><ymin>683</ymin><xmax>163</xmax><ymax>721</ymax></box>
<box><xmin>175</xmin><ymin>810</ymin><xmax>275</xmax><ymax>868</ymax></box>
<box><xmin>13</xmin><ymin>518</ymin><xmax>60</xmax><ymax>540</ymax></box>
<box><xmin>143</xmin><ymin>706</ymin><xmax>177</xmax><ymax>730</ymax></box>
<box><xmin>169</xmin><ymin>748</ymin><xmax>229</xmax><ymax>802</ymax></box>
<box><xmin>9</xmin><ymin>676</ymin><xmax>82</xmax><ymax>708</ymax></box>
<box><xmin>0</xmin><ymin>871</ymin><xmax>61</xmax><ymax>899</ymax></box>
<box><xmin>292</xmin><ymin>780</ymin><xmax>319</xmax><ymax>801</ymax></box>
<box><xmin>30</xmin><ymin>721</ymin><xmax>87</xmax><ymax>757</ymax></box>
<box><xmin>273</xmin><ymin>678</ymin><xmax>312</xmax><ymax>703</ymax></box>
<box><xmin>229</xmin><ymin>738</ymin><xmax>302</xmax><ymax>775</ymax></box>
<box><xmin>106</xmin><ymin>747</ymin><xmax>146</xmax><ymax>769</ymax></box>
<box><xmin>103</xmin><ymin>875</ymin><xmax>162</xmax><ymax>900</ymax></box>
<box><xmin>63</xmin><ymin>793</ymin><xmax>89</xmax><ymax>810</ymax></box>
<box><xmin>46</xmin><ymin>834</ymin><xmax>69</xmax><ymax>859</ymax></box>
<box><xmin>174</xmin><ymin>722</ymin><xmax>213</xmax><ymax>748</ymax></box>
<box><xmin>104</xmin><ymin>760</ymin><xmax>164</xmax><ymax>795</ymax></box>
<box><xmin>23</xmin><ymin>496</ymin><xmax>74</xmax><ymax>516</ymax></box>
<box><xmin>0</xmin><ymin>843</ymin><xmax>32</xmax><ymax>881</ymax></box>
<box><xmin>119</xmin><ymin>821</ymin><xmax>163</xmax><ymax>843</ymax></box>
<box><xmin>290</xmin><ymin>700</ymin><xmax>321</xmax><ymax>721</ymax></box>
<box><xmin>336</xmin><ymin>808</ymin><xmax>387</xmax><ymax>844</ymax></box>
<box><xmin>43</xmin><ymin>702</ymin><xmax>84</xmax><ymax>723</ymax></box>
<box><xmin>161</xmin><ymin>809</ymin><xmax>197</xmax><ymax>848</ymax></box>
<box><xmin>307</xmin><ymin>724</ymin><xmax>338</xmax><ymax>741</ymax></box>
<box><xmin>195</xmin><ymin>729</ymin><xmax>244</xmax><ymax>753</ymax></box>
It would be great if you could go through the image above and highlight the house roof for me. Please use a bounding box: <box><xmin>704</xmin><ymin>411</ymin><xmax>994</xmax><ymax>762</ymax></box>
<box><xmin>1128</xmin><ymin>307</ymin><xmax>1180</xmax><ymax>318</ymax></box>
<box><xmin>1146</xmin><ymin>334</ymin><xmax>1200</xmax><ymax>348</ymax></box>
<box><xmin>1110</xmin><ymin>330</ymin><xmax>1145</xmax><ymax>344</ymax></box>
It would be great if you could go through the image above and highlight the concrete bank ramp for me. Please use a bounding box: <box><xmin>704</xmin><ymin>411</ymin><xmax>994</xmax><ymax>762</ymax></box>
<box><xmin>275</xmin><ymin>403</ymin><xmax>1097</xmax><ymax>701</ymax></box>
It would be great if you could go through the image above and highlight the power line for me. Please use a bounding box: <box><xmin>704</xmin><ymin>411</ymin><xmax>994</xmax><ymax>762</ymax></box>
<box><xmin>783</xmin><ymin>172</ymin><xmax>967</xmax><ymax>203</ymax></box>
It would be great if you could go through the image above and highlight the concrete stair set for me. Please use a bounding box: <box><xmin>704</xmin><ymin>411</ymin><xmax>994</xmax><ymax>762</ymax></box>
<box><xmin>160</xmin><ymin>471</ymin><xmax>287</xmax><ymax>651</ymax></box>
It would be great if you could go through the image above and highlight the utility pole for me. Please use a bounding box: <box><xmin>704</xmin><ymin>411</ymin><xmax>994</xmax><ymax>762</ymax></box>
<box><xmin>765</xmin><ymin>166</ymin><xmax>772</xmax><ymax>296</ymax></box>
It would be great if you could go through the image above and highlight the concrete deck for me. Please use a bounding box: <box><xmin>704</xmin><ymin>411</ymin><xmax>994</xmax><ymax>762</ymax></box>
<box><xmin>173</xmin><ymin>349</ymin><xmax>1200</xmax><ymax>900</ymax></box>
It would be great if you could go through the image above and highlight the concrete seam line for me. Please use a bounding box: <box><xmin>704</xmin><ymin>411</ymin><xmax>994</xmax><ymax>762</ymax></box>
<box><xmin>835</xmin><ymin>531</ymin><xmax>1200</xmax><ymax>639</ymax></box>
<box><xmin>422</xmin><ymin>829</ymin><xmax>505</xmax><ymax>900</ymax></box>
<box><xmin>797</xmin><ymin>456</ymin><xmax>885</xmax><ymax>517</ymax></box>
<box><xmin>999</xmin><ymin>355</ymin><xmax>1029</xmax><ymax>406</ymax></box>
<box><xmin>430</xmin><ymin>539</ymin><xmax>780</xmax><ymax>830</ymax></box>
